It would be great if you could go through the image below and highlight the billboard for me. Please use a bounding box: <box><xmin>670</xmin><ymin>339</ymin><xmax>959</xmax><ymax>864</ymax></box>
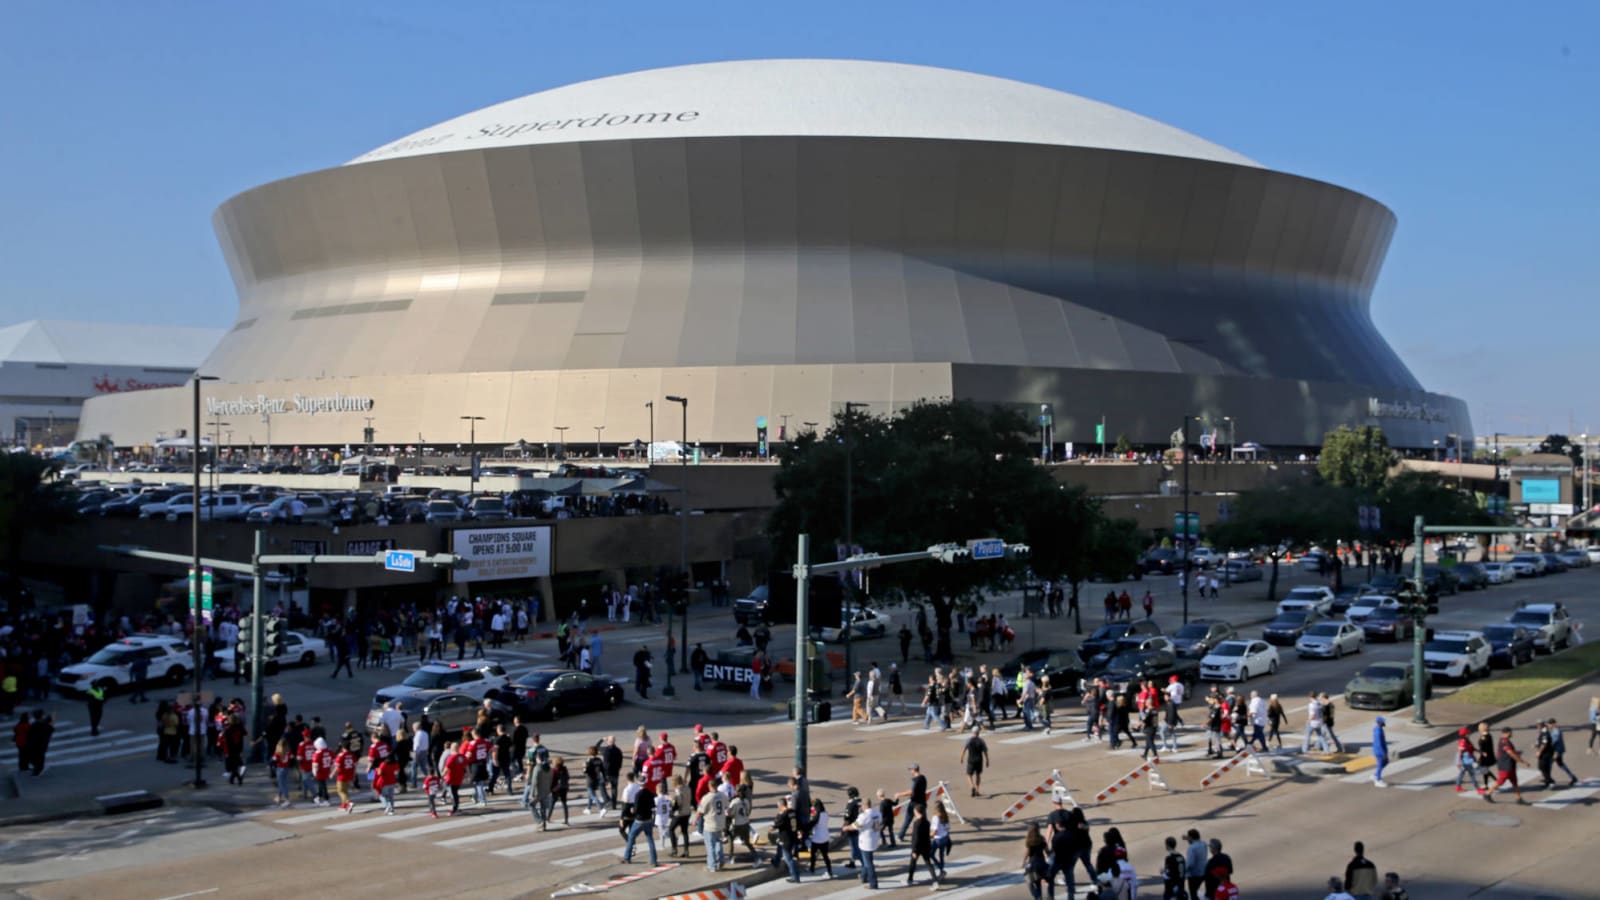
<box><xmin>1521</xmin><ymin>478</ymin><xmax>1560</xmax><ymax>504</ymax></box>
<box><xmin>450</xmin><ymin>526</ymin><xmax>553</xmax><ymax>583</ymax></box>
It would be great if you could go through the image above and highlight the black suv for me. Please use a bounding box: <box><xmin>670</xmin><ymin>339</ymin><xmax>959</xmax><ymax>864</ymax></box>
<box><xmin>1077</xmin><ymin>619</ymin><xmax>1162</xmax><ymax>661</ymax></box>
<box><xmin>1171</xmin><ymin>620</ymin><xmax>1237</xmax><ymax>658</ymax></box>
<box><xmin>1140</xmin><ymin>549</ymin><xmax>1182</xmax><ymax>575</ymax></box>
<box><xmin>997</xmin><ymin>649</ymin><xmax>1085</xmax><ymax>698</ymax></box>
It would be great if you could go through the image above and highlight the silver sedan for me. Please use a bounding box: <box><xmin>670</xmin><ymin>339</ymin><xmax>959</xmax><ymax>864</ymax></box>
<box><xmin>1295</xmin><ymin>621</ymin><xmax>1365</xmax><ymax>659</ymax></box>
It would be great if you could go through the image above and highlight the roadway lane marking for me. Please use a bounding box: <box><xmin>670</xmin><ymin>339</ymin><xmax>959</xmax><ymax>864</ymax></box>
<box><xmin>492</xmin><ymin>827</ymin><xmax>626</xmax><ymax>857</ymax></box>
<box><xmin>1340</xmin><ymin>756</ymin><xmax>1432</xmax><ymax>783</ymax></box>
<box><xmin>380</xmin><ymin>809</ymin><xmax>526</xmax><ymax>839</ymax></box>
<box><xmin>325</xmin><ymin>811</ymin><xmax>433</xmax><ymax>831</ymax></box>
<box><xmin>999</xmin><ymin>731</ymin><xmax>1069</xmax><ymax>745</ymax></box>
<box><xmin>1395</xmin><ymin>763</ymin><xmax>1468</xmax><ymax>791</ymax></box>
<box><xmin>5</xmin><ymin>737</ymin><xmax>159</xmax><ymax>768</ymax></box>
<box><xmin>1533</xmin><ymin>780</ymin><xmax>1600</xmax><ymax>809</ymax></box>
<box><xmin>155</xmin><ymin>890</ymin><xmax>220</xmax><ymax>900</ymax></box>
<box><xmin>438</xmin><ymin>820</ymin><xmax>565</xmax><ymax>847</ymax></box>
<box><xmin>747</xmin><ymin>853</ymin><xmax>1000</xmax><ymax>898</ymax></box>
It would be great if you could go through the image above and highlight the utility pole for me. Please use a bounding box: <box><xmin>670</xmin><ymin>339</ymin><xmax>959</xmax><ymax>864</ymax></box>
<box><xmin>1181</xmin><ymin>416</ymin><xmax>1192</xmax><ymax>625</ymax></box>
<box><xmin>461</xmin><ymin>416</ymin><xmax>484</xmax><ymax>494</ymax></box>
<box><xmin>645</xmin><ymin>402</ymin><xmax>654</xmax><ymax>464</ymax></box>
<box><xmin>843</xmin><ymin>401</ymin><xmax>868</xmax><ymax>676</ymax></box>
<box><xmin>666</xmin><ymin>396</ymin><xmax>689</xmax><ymax>671</ymax></box>
<box><xmin>593</xmin><ymin>425</ymin><xmax>605</xmax><ymax>460</ymax></box>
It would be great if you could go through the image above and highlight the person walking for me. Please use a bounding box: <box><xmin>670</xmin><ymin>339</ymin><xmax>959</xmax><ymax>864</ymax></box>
<box><xmin>805</xmin><ymin>798</ymin><xmax>834</xmax><ymax>878</ymax></box>
<box><xmin>272</xmin><ymin>738</ymin><xmax>295</xmax><ymax>806</ymax></box>
<box><xmin>1325</xmin><ymin>877</ymin><xmax>1357</xmax><ymax>900</ymax></box>
<box><xmin>334</xmin><ymin>740</ymin><xmax>359</xmax><ymax>812</ymax></box>
<box><xmin>1371</xmin><ymin>717</ymin><xmax>1391</xmax><ymax>787</ymax></box>
<box><xmin>1023</xmin><ymin>823</ymin><xmax>1050</xmax><ymax>899</ymax></box>
<box><xmin>847</xmin><ymin>672</ymin><xmax>867</xmax><ymax>724</ymax></box>
<box><xmin>896</xmin><ymin>764</ymin><xmax>929</xmax><ymax>842</ymax></box>
<box><xmin>1266</xmin><ymin>693</ymin><xmax>1288</xmax><ymax>749</ymax></box>
<box><xmin>1160</xmin><ymin>835</ymin><xmax>1187</xmax><ymax>900</ymax></box>
<box><xmin>1475</xmin><ymin>721</ymin><xmax>1497</xmax><ymax>792</ymax></box>
<box><xmin>549</xmin><ymin>755</ymin><xmax>571</xmax><ymax>825</ymax></box>
<box><xmin>23</xmin><ymin>710</ymin><xmax>52</xmax><ymax>776</ymax></box>
<box><xmin>1547</xmin><ymin>717</ymin><xmax>1579</xmax><ymax>786</ymax></box>
<box><xmin>771</xmin><ymin>794</ymin><xmax>802</xmax><ymax>882</ymax></box>
<box><xmin>330</xmin><ymin>637</ymin><xmax>354</xmax><ymax>678</ymax></box>
<box><xmin>844</xmin><ymin>792</ymin><xmax>881</xmax><ymax>889</ymax></box>
<box><xmin>85</xmin><ymin>682</ymin><xmax>107</xmax><ymax>736</ymax></box>
<box><xmin>1185</xmin><ymin>829</ymin><xmax>1209</xmax><ymax>900</ymax></box>
<box><xmin>905</xmin><ymin>803</ymin><xmax>941</xmax><ymax>887</ymax></box>
<box><xmin>1302</xmin><ymin>692</ymin><xmax>1325</xmax><ymax>753</ymax></box>
<box><xmin>1320</xmin><ymin>693</ymin><xmax>1344</xmax><ymax>752</ymax></box>
<box><xmin>696</xmin><ymin>777</ymin><xmax>730</xmax><ymax>872</ymax></box>
<box><xmin>1453</xmin><ymin>727</ymin><xmax>1482</xmax><ymax>794</ymax></box>
<box><xmin>930</xmin><ymin>799</ymin><xmax>952</xmax><ymax>876</ymax></box>
<box><xmin>1487</xmin><ymin>726</ymin><xmax>1528</xmax><ymax>804</ymax></box>
<box><xmin>962</xmin><ymin>724</ymin><xmax>990</xmax><ymax>796</ymax></box>
<box><xmin>1535</xmin><ymin>720</ymin><xmax>1556</xmax><ymax>789</ymax></box>
<box><xmin>621</xmin><ymin>775</ymin><xmax>660</xmax><ymax>865</ymax></box>
<box><xmin>1344</xmin><ymin>841</ymin><xmax>1379</xmax><ymax>900</ymax></box>
<box><xmin>1204</xmin><ymin>838</ymin><xmax>1234</xmax><ymax>900</ymax></box>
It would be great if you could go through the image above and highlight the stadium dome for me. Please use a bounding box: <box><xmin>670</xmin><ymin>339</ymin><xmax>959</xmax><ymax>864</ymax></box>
<box><xmin>349</xmin><ymin>59</ymin><xmax>1259</xmax><ymax>168</ymax></box>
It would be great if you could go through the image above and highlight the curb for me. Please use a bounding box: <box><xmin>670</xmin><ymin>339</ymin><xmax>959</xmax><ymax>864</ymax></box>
<box><xmin>1392</xmin><ymin>672</ymin><xmax>1600</xmax><ymax>760</ymax></box>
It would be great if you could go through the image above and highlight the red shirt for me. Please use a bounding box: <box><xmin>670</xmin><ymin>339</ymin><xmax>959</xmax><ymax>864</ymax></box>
<box><xmin>368</xmin><ymin>740</ymin><xmax>391</xmax><ymax>765</ymax></box>
<box><xmin>708</xmin><ymin>741</ymin><xmax>728</xmax><ymax>775</ymax></box>
<box><xmin>373</xmin><ymin>760</ymin><xmax>399</xmax><ymax>791</ymax></box>
<box><xmin>444</xmin><ymin>752</ymin><xmax>468</xmax><ymax>787</ymax></box>
<box><xmin>473</xmin><ymin>738</ymin><xmax>491</xmax><ymax>764</ymax></box>
<box><xmin>299</xmin><ymin>739</ymin><xmax>317</xmax><ymax>771</ymax></box>
<box><xmin>1214</xmin><ymin>882</ymin><xmax>1239</xmax><ymax>900</ymax></box>
<box><xmin>657</xmin><ymin>740</ymin><xmax>677</xmax><ymax>776</ymax></box>
<box><xmin>334</xmin><ymin>751</ymin><xmax>358</xmax><ymax>783</ymax></box>
<box><xmin>720</xmin><ymin>756</ymin><xmax>744</xmax><ymax>787</ymax></box>
<box><xmin>693</xmin><ymin>731</ymin><xmax>712</xmax><ymax>754</ymax></box>
<box><xmin>694</xmin><ymin>773</ymin><xmax>715</xmax><ymax>804</ymax></box>
<box><xmin>643</xmin><ymin>756</ymin><xmax>666</xmax><ymax>793</ymax></box>
<box><xmin>273</xmin><ymin>749</ymin><xmax>294</xmax><ymax>771</ymax></box>
<box><xmin>313</xmin><ymin>748</ymin><xmax>334</xmax><ymax>781</ymax></box>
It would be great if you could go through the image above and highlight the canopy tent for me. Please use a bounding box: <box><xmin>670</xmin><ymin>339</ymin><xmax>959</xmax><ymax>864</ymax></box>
<box><xmin>154</xmin><ymin>436</ymin><xmax>215</xmax><ymax>450</ymax></box>
<box><xmin>606</xmin><ymin>475</ymin><xmax>681</xmax><ymax>495</ymax></box>
<box><xmin>1231</xmin><ymin>441</ymin><xmax>1264</xmax><ymax>459</ymax></box>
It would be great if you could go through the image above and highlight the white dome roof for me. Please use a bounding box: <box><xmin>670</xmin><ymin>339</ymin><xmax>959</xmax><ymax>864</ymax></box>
<box><xmin>348</xmin><ymin>59</ymin><xmax>1258</xmax><ymax>168</ymax></box>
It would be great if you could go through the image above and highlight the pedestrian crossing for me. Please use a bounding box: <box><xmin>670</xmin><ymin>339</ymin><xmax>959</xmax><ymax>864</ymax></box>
<box><xmin>1329</xmin><ymin>754</ymin><xmax>1600</xmax><ymax>808</ymax></box>
<box><xmin>0</xmin><ymin>719</ymin><xmax>159</xmax><ymax>771</ymax></box>
<box><xmin>743</xmin><ymin>850</ymin><xmax>1002</xmax><ymax>898</ymax></box>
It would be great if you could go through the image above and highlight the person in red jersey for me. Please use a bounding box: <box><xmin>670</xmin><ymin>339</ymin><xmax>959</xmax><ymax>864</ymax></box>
<box><xmin>334</xmin><ymin>743</ymin><xmax>358</xmax><ymax>812</ymax></box>
<box><xmin>311</xmin><ymin>738</ymin><xmax>334</xmax><ymax>807</ymax></box>
<box><xmin>442</xmin><ymin>741</ymin><xmax>469</xmax><ymax>815</ymax></box>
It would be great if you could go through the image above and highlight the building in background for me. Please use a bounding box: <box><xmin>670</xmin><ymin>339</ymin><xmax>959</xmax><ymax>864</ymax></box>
<box><xmin>0</xmin><ymin>320</ymin><xmax>220</xmax><ymax>451</ymax></box>
<box><xmin>78</xmin><ymin>59</ymin><xmax>1469</xmax><ymax>454</ymax></box>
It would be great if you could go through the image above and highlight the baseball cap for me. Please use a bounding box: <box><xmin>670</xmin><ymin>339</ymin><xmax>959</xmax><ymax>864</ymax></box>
<box><xmin>1375</xmin><ymin>716</ymin><xmax>1385</xmax><ymax>725</ymax></box>
<box><xmin>909</xmin><ymin>763</ymin><xmax>920</xmax><ymax>771</ymax></box>
<box><xmin>1115</xmin><ymin>847</ymin><xmax>1128</xmax><ymax>858</ymax></box>
<box><xmin>660</xmin><ymin>732</ymin><xmax>669</xmax><ymax>740</ymax></box>
<box><xmin>1458</xmin><ymin>727</ymin><xmax>1470</xmax><ymax>736</ymax></box>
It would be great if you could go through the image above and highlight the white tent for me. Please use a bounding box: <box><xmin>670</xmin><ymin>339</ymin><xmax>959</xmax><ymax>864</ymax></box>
<box><xmin>154</xmin><ymin>436</ymin><xmax>215</xmax><ymax>450</ymax></box>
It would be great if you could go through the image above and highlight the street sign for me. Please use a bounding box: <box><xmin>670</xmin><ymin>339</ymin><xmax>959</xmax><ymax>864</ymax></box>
<box><xmin>188</xmin><ymin>566</ymin><xmax>214</xmax><ymax>622</ymax></box>
<box><xmin>384</xmin><ymin>550</ymin><xmax>417</xmax><ymax>573</ymax></box>
<box><xmin>969</xmin><ymin>538</ymin><xmax>1005</xmax><ymax>560</ymax></box>
<box><xmin>1173</xmin><ymin>512</ymin><xmax>1200</xmax><ymax>537</ymax></box>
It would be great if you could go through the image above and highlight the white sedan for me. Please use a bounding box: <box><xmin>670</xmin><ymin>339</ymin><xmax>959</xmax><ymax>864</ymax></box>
<box><xmin>1199</xmin><ymin>640</ymin><xmax>1280</xmax><ymax>682</ymax></box>
<box><xmin>1345</xmin><ymin>595</ymin><xmax>1401</xmax><ymax>624</ymax></box>
<box><xmin>814</xmin><ymin>608</ymin><xmax>892</xmax><ymax>642</ymax></box>
<box><xmin>1295</xmin><ymin>620</ymin><xmax>1365</xmax><ymax>659</ymax></box>
<box><xmin>1481</xmin><ymin>562</ymin><xmax>1514</xmax><ymax>584</ymax></box>
<box><xmin>213</xmin><ymin>630</ymin><xmax>328</xmax><ymax>674</ymax></box>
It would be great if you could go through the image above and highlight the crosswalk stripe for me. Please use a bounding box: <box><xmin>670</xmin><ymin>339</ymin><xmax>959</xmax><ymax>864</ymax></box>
<box><xmin>325</xmin><ymin>811</ymin><xmax>428</xmax><ymax>831</ymax></box>
<box><xmin>5</xmin><ymin>737</ymin><xmax>159</xmax><ymax>768</ymax></box>
<box><xmin>1533</xmin><ymin>780</ymin><xmax>1600</xmax><ymax>809</ymax></box>
<box><xmin>1340</xmin><ymin>756</ymin><xmax>1432</xmax><ymax>783</ymax></box>
<box><xmin>944</xmin><ymin>871</ymin><xmax>1028</xmax><ymax>897</ymax></box>
<box><xmin>0</xmin><ymin>728</ymin><xmax>134</xmax><ymax>754</ymax></box>
<box><xmin>999</xmin><ymin>731</ymin><xmax>1067</xmax><ymax>745</ymax></box>
<box><xmin>381</xmin><ymin>809</ymin><xmax>526</xmax><ymax>839</ymax></box>
<box><xmin>1395</xmin><ymin>763</ymin><xmax>1465</xmax><ymax>791</ymax></box>
<box><xmin>438</xmin><ymin>820</ymin><xmax>563</xmax><ymax>847</ymax></box>
<box><xmin>491</xmin><ymin>826</ymin><xmax>622</xmax><ymax>857</ymax></box>
<box><xmin>747</xmin><ymin>853</ymin><xmax>1000</xmax><ymax>898</ymax></box>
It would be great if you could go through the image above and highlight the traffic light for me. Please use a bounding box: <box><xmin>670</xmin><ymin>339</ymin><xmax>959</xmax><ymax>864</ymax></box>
<box><xmin>671</xmin><ymin>572</ymin><xmax>691</xmax><ymax>613</ymax></box>
<box><xmin>264</xmin><ymin>616</ymin><xmax>286</xmax><ymax>657</ymax></box>
<box><xmin>236</xmin><ymin>614</ymin><xmax>254</xmax><ymax>658</ymax></box>
<box><xmin>929</xmin><ymin>543</ymin><xmax>972</xmax><ymax>564</ymax></box>
<box><xmin>1006</xmin><ymin>544</ymin><xmax>1031</xmax><ymax>561</ymax></box>
<box><xmin>1397</xmin><ymin>579</ymin><xmax>1434</xmax><ymax>622</ymax></box>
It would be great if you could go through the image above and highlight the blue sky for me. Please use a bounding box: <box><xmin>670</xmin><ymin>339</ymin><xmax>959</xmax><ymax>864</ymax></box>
<box><xmin>1</xmin><ymin>1</ymin><xmax>1595</xmax><ymax>435</ymax></box>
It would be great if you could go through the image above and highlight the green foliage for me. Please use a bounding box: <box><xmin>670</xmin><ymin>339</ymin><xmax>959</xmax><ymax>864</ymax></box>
<box><xmin>1378</xmin><ymin>471</ymin><xmax>1491</xmax><ymax>542</ymax></box>
<box><xmin>768</xmin><ymin>400</ymin><xmax>1115</xmax><ymax>638</ymax></box>
<box><xmin>0</xmin><ymin>453</ymin><xmax>78</xmax><ymax>569</ymax></box>
<box><xmin>1318</xmin><ymin>425</ymin><xmax>1393</xmax><ymax>493</ymax></box>
<box><xmin>1534</xmin><ymin>434</ymin><xmax>1583</xmax><ymax>466</ymax></box>
<box><xmin>1113</xmin><ymin>434</ymin><xmax>1132</xmax><ymax>456</ymax></box>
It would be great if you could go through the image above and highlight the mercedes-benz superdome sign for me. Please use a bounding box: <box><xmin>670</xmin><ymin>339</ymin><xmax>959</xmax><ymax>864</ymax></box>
<box><xmin>449</xmin><ymin>526</ymin><xmax>552</xmax><ymax>583</ymax></box>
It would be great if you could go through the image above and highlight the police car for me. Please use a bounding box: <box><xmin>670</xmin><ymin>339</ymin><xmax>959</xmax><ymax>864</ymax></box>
<box><xmin>372</xmin><ymin>660</ymin><xmax>510</xmax><ymax>707</ymax></box>
<box><xmin>211</xmin><ymin>630</ymin><xmax>329</xmax><ymax>675</ymax></box>
<box><xmin>55</xmin><ymin>635</ymin><xmax>193</xmax><ymax>693</ymax></box>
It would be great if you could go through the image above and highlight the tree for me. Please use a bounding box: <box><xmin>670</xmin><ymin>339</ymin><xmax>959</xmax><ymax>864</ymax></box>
<box><xmin>1113</xmin><ymin>434</ymin><xmax>1132</xmax><ymax>457</ymax></box>
<box><xmin>1378</xmin><ymin>471</ymin><xmax>1492</xmax><ymax>550</ymax></box>
<box><xmin>769</xmin><ymin>400</ymin><xmax>1093</xmax><ymax>661</ymax></box>
<box><xmin>1534</xmin><ymin>434</ymin><xmax>1583</xmax><ymax>466</ymax></box>
<box><xmin>1207</xmin><ymin>480</ymin><xmax>1339</xmax><ymax>603</ymax></box>
<box><xmin>1318</xmin><ymin>425</ymin><xmax>1393</xmax><ymax>493</ymax></box>
<box><xmin>0</xmin><ymin>453</ymin><xmax>78</xmax><ymax>601</ymax></box>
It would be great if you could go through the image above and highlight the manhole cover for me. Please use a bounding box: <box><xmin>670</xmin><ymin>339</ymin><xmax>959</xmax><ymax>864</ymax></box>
<box><xmin>1451</xmin><ymin>809</ymin><xmax>1521</xmax><ymax>827</ymax></box>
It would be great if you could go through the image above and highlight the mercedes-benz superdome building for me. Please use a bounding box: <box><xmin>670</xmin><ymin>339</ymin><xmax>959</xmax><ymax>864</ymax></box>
<box><xmin>78</xmin><ymin>59</ymin><xmax>1470</xmax><ymax>452</ymax></box>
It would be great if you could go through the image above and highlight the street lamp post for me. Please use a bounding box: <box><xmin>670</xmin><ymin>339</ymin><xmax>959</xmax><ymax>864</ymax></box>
<box><xmin>665</xmin><ymin>396</ymin><xmax>690</xmax><ymax>672</ymax></box>
<box><xmin>645</xmin><ymin>402</ymin><xmax>654</xmax><ymax>464</ymax></box>
<box><xmin>843</xmin><ymin>401</ymin><xmax>868</xmax><ymax>675</ymax></box>
<box><xmin>209</xmin><ymin>417</ymin><xmax>230</xmax><ymax>494</ymax></box>
<box><xmin>1582</xmin><ymin>433</ymin><xmax>1591</xmax><ymax>514</ymax></box>
<box><xmin>1433</xmin><ymin>439</ymin><xmax>1440</xmax><ymax>462</ymax></box>
<box><xmin>190</xmin><ymin>374</ymin><xmax>219</xmax><ymax>789</ymax></box>
<box><xmin>553</xmin><ymin>425</ymin><xmax>569</xmax><ymax>460</ymax></box>
<box><xmin>461</xmin><ymin>416</ymin><xmax>484</xmax><ymax>494</ymax></box>
<box><xmin>1180</xmin><ymin>415</ymin><xmax>1203</xmax><ymax>625</ymax></box>
<box><xmin>593</xmin><ymin>425</ymin><xmax>605</xmax><ymax>460</ymax></box>
<box><xmin>1223</xmin><ymin>416</ymin><xmax>1234</xmax><ymax>460</ymax></box>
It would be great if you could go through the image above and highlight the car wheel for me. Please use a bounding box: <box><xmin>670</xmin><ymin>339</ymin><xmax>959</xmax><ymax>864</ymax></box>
<box><xmin>608</xmin><ymin>691</ymin><xmax>620</xmax><ymax>709</ymax></box>
<box><xmin>547</xmin><ymin>702</ymin><xmax>561</xmax><ymax>721</ymax></box>
<box><xmin>166</xmin><ymin>666</ymin><xmax>187</xmax><ymax>685</ymax></box>
<box><xmin>1507</xmin><ymin>653</ymin><xmax>1517</xmax><ymax>670</ymax></box>
<box><xmin>1268</xmin><ymin>660</ymin><xmax>1278</xmax><ymax>675</ymax></box>
<box><xmin>1334</xmin><ymin>646</ymin><xmax>1343</xmax><ymax>660</ymax></box>
<box><xmin>265</xmin><ymin>660</ymin><xmax>281</xmax><ymax>677</ymax></box>
<box><xmin>1240</xmin><ymin>668</ymin><xmax>1249</xmax><ymax>681</ymax></box>
<box><xmin>301</xmin><ymin>652</ymin><xmax>315</xmax><ymax>666</ymax></box>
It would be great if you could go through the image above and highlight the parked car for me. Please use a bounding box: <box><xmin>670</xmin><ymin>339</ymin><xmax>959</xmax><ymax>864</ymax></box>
<box><xmin>424</xmin><ymin>500</ymin><xmax>465</xmax><ymax>524</ymax></box>
<box><xmin>1188</xmin><ymin>547</ymin><xmax>1221</xmax><ymax>569</ymax></box>
<box><xmin>1298</xmin><ymin>551</ymin><xmax>1332</xmax><ymax>573</ymax></box>
<box><xmin>1586</xmin><ymin>546</ymin><xmax>1600</xmax><ymax>565</ymax></box>
<box><xmin>997</xmin><ymin>648</ymin><xmax>1085</xmax><ymax>699</ymax></box>
<box><xmin>1330</xmin><ymin>587</ymin><xmax>1362</xmax><ymax>615</ymax></box>
<box><xmin>1277</xmin><ymin>587</ymin><xmax>1335</xmax><ymax>617</ymax></box>
<box><xmin>372</xmin><ymin>660</ymin><xmax>510</xmax><ymax>707</ymax></box>
<box><xmin>55</xmin><ymin>635</ymin><xmax>192</xmax><ymax>693</ymax></box>
<box><xmin>1086</xmin><ymin>635</ymin><xmax>1176</xmax><ymax>672</ymax></box>
<box><xmin>244</xmin><ymin>494</ymin><xmax>333</xmax><ymax>523</ymax></box>
<box><xmin>1359</xmin><ymin>607</ymin><xmax>1417</xmax><ymax>642</ymax></box>
<box><xmin>1170</xmin><ymin>620</ymin><xmax>1237</xmax><ymax>659</ymax></box>
<box><xmin>168</xmin><ymin>492</ymin><xmax>248</xmax><ymax>521</ymax></box>
<box><xmin>1078</xmin><ymin>620</ymin><xmax>1163</xmax><ymax>661</ymax></box>
<box><xmin>1420</xmin><ymin>565</ymin><xmax>1460</xmax><ymax>596</ymax></box>
<box><xmin>466</xmin><ymin>496</ymin><xmax>511</xmax><ymax>521</ymax></box>
<box><xmin>1096</xmin><ymin>647</ymin><xmax>1200</xmax><ymax>692</ymax></box>
<box><xmin>1263</xmin><ymin>610</ymin><xmax>1323</xmax><ymax>645</ymax></box>
<box><xmin>100</xmin><ymin>489</ymin><xmax>179</xmax><ymax>517</ymax></box>
<box><xmin>1507</xmin><ymin>554</ymin><xmax>1547</xmax><ymax>577</ymax></box>
<box><xmin>365</xmin><ymin>690</ymin><xmax>505</xmax><ymax>741</ymax></box>
<box><xmin>1423</xmin><ymin>630</ymin><xmax>1493</xmax><ymax>682</ymax></box>
<box><xmin>1345</xmin><ymin>661</ymin><xmax>1431</xmax><ymax>711</ymax></box>
<box><xmin>733</xmin><ymin>585</ymin><xmax>771</xmax><ymax>626</ymax></box>
<box><xmin>1507</xmin><ymin>603</ymin><xmax>1573</xmax><ymax>653</ymax></box>
<box><xmin>1199</xmin><ymin>640</ymin><xmax>1280</xmax><ymax>682</ymax></box>
<box><xmin>815</xmin><ymin>607</ymin><xmax>891</xmax><ymax>642</ymax></box>
<box><xmin>1450</xmin><ymin>562</ymin><xmax>1489</xmax><ymax>591</ymax></box>
<box><xmin>1480</xmin><ymin>562</ymin><xmax>1515</xmax><ymax>584</ymax></box>
<box><xmin>1540</xmin><ymin>553</ymin><xmax>1570</xmax><ymax>574</ymax></box>
<box><xmin>1479</xmin><ymin>624</ymin><xmax>1537</xmax><ymax>669</ymax></box>
<box><xmin>486</xmin><ymin>669</ymin><xmax>625</xmax><ymax>720</ymax></box>
<box><xmin>1221</xmin><ymin>559</ymin><xmax>1264</xmax><ymax>582</ymax></box>
<box><xmin>1295</xmin><ymin>620</ymin><xmax>1366</xmax><ymax>658</ymax></box>
<box><xmin>213</xmin><ymin>630</ymin><xmax>328</xmax><ymax>675</ymax></box>
<box><xmin>1346</xmin><ymin>595</ymin><xmax>1400</xmax><ymax>624</ymax></box>
<box><xmin>1140</xmin><ymin>548</ymin><xmax>1183</xmax><ymax>575</ymax></box>
<box><xmin>1360</xmin><ymin>574</ymin><xmax>1405</xmax><ymax>595</ymax></box>
<box><xmin>1555</xmin><ymin>549</ymin><xmax>1590</xmax><ymax>569</ymax></box>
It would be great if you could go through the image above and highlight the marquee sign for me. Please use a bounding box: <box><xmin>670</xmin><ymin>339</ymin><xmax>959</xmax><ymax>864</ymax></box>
<box><xmin>206</xmin><ymin>392</ymin><xmax>375</xmax><ymax>417</ymax></box>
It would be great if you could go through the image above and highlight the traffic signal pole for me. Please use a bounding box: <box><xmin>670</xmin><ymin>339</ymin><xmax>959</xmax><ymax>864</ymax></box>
<box><xmin>1406</xmin><ymin>520</ymin><xmax>1562</xmax><ymax>724</ymax></box>
<box><xmin>790</xmin><ymin>535</ymin><xmax>1029</xmax><ymax>772</ymax></box>
<box><xmin>250</xmin><ymin>529</ymin><xmax>265</xmax><ymax>744</ymax></box>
